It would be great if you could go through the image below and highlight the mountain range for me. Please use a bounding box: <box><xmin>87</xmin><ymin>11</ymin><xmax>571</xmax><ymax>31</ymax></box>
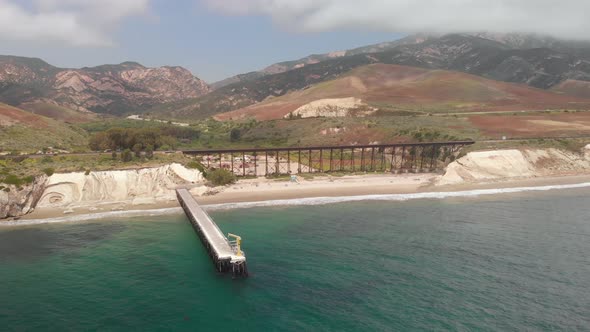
<box><xmin>0</xmin><ymin>56</ymin><xmax>210</xmax><ymax>115</ymax></box>
<box><xmin>150</xmin><ymin>33</ymin><xmax>590</xmax><ymax>120</ymax></box>
<box><xmin>2</xmin><ymin>32</ymin><xmax>590</xmax><ymax>122</ymax></box>
<box><xmin>209</xmin><ymin>34</ymin><xmax>433</xmax><ymax>89</ymax></box>
<box><xmin>211</xmin><ymin>32</ymin><xmax>590</xmax><ymax>89</ymax></box>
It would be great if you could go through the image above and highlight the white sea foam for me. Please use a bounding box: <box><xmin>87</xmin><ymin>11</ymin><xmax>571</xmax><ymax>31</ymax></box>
<box><xmin>3</xmin><ymin>182</ymin><xmax>590</xmax><ymax>226</ymax></box>
<box><xmin>203</xmin><ymin>182</ymin><xmax>590</xmax><ymax>211</ymax></box>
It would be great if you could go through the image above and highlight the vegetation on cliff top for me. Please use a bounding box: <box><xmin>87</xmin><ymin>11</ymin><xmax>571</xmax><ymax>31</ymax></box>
<box><xmin>0</xmin><ymin>152</ymin><xmax>191</xmax><ymax>187</ymax></box>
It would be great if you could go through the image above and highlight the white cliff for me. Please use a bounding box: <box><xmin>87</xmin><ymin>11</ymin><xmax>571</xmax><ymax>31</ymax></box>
<box><xmin>37</xmin><ymin>163</ymin><xmax>205</xmax><ymax>209</ymax></box>
<box><xmin>438</xmin><ymin>147</ymin><xmax>590</xmax><ymax>185</ymax></box>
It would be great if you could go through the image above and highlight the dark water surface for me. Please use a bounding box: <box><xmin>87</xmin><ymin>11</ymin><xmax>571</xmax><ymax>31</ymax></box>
<box><xmin>1</xmin><ymin>190</ymin><xmax>590</xmax><ymax>331</ymax></box>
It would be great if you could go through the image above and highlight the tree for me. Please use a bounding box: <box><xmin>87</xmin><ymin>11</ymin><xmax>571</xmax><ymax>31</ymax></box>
<box><xmin>88</xmin><ymin>127</ymin><xmax>190</xmax><ymax>152</ymax></box>
<box><xmin>89</xmin><ymin>132</ymin><xmax>110</xmax><ymax>151</ymax></box>
<box><xmin>132</xmin><ymin>143</ymin><xmax>142</xmax><ymax>158</ymax></box>
<box><xmin>107</xmin><ymin>128</ymin><xmax>126</xmax><ymax>150</ymax></box>
<box><xmin>159</xmin><ymin>135</ymin><xmax>177</xmax><ymax>150</ymax></box>
<box><xmin>145</xmin><ymin>145</ymin><xmax>154</xmax><ymax>159</ymax></box>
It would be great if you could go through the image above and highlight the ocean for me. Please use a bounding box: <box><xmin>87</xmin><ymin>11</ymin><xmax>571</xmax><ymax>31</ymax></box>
<box><xmin>1</xmin><ymin>187</ymin><xmax>590</xmax><ymax>331</ymax></box>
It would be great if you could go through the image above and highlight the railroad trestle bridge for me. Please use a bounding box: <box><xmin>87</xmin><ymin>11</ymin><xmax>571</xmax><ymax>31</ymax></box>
<box><xmin>183</xmin><ymin>141</ymin><xmax>474</xmax><ymax>177</ymax></box>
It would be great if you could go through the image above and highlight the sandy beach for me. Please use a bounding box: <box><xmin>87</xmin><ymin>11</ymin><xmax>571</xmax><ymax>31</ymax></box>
<box><xmin>199</xmin><ymin>173</ymin><xmax>434</xmax><ymax>204</ymax></box>
<box><xmin>200</xmin><ymin>173</ymin><xmax>590</xmax><ymax>205</ymax></box>
<box><xmin>13</xmin><ymin>172</ymin><xmax>590</xmax><ymax>223</ymax></box>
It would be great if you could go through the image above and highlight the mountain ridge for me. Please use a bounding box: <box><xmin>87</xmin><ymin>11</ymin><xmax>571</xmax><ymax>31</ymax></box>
<box><xmin>214</xmin><ymin>63</ymin><xmax>590</xmax><ymax>121</ymax></box>
<box><xmin>152</xmin><ymin>33</ymin><xmax>590</xmax><ymax>120</ymax></box>
<box><xmin>211</xmin><ymin>32</ymin><xmax>590</xmax><ymax>90</ymax></box>
<box><xmin>0</xmin><ymin>55</ymin><xmax>210</xmax><ymax>115</ymax></box>
<box><xmin>210</xmin><ymin>34</ymin><xmax>431</xmax><ymax>89</ymax></box>
<box><xmin>4</xmin><ymin>32</ymin><xmax>590</xmax><ymax>121</ymax></box>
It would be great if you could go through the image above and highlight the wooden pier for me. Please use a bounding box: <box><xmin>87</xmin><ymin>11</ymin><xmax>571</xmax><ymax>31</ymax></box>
<box><xmin>176</xmin><ymin>189</ymin><xmax>248</xmax><ymax>277</ymax></box>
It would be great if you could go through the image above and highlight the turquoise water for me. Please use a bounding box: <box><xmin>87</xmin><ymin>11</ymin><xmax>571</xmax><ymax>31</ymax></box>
<box><xmin>1</xmin><ymin>190</ymin><xmax>590</xmax><ymax>331</ymax></box>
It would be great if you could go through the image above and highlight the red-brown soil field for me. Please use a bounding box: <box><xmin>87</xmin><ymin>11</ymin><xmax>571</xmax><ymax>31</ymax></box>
<box><xmin>551</xmin><ymin>79</ymin><xmax>590</xmax><ymax>99</ymax></box>
<box><xmin>0</xmin><ymin>103</ymin><xmax>50</xmax><ymax>128</ymax></box>
<box><xmin>470</xmin><ymin>112</ymin><xmax>590</xmax><ymax>139</ymax></box>
<box><xmin>18</xmin><ymin>102</ymin><xmax>96</xmax><ymax>123</ymax></box>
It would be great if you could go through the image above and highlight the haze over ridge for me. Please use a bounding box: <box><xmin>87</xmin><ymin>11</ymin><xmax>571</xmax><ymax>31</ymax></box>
<box><xmin>206</xmin><ymin>0</ymin><xmax>590</xmax><ymax>40</ymax></box>
<box><xmin>1</xmin><ymin>1</ymin><xmax>589</xmax><ymax>81</ymax></box>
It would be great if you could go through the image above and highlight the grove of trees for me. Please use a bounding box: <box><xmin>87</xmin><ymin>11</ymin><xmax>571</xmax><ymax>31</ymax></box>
<box><xmin>89</xmin><ymin>127</ymin><xmax>200</xmax><ymax>152</ymax></box>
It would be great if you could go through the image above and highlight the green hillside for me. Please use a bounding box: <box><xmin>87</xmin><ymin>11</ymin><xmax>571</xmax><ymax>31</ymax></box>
<box><xmin>0</xmin><ymin>103</ymin><xmax>88</xmax><ymax>152</ymax></box>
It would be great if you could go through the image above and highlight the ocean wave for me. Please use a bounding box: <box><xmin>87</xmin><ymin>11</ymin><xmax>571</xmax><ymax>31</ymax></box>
<box><xmin>204</xmin><ymin>182</ymin><xmax>590</xmax><ymax>210</ymax></box>
<box><xmin>4</xmin><ymin>182</ymin><xmax>590</xmax><ymax>226</ymax></box>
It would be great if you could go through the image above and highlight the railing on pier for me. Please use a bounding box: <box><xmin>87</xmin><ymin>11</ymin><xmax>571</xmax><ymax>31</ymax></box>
<box><xmin>176</xmin><ymin>189</ymin><xmax>248</xmax><ymax>277</ymax></box>
<box><xmin>183</xmin><ymin>141</ymin><xmax>474</xmax><ymax>177</ymax></box>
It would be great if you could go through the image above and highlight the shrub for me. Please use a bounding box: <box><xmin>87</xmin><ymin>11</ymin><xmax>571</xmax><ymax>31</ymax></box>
<box><xmin>1</xmin><ymin>175</ymin><xmax>34</xmax><ymax>186</ymax></box>
<box><xmin>557</xmin><ymin>139</ymin><xmax>585</xmax><ymax>153</ymax></box>
<box><xmin>206</xmin><ymin>168</ymin><xmax>236</xmax><ymax>187</ymax></box>
<box><xmin>43</xmin><ymin>168</ymin><xmax>55</xmax><ymax>176</ymax></box>
<box><xmin>2</xmin><ymin>174</ymin><xmax>22</xmax><ymax>186</ymax></box>
<box><xmin>41</xmin><ymin>156</ymin><xmax>53</xmax><ymax>163</ymax></box>
<box><xmin>85</xmin><ymin>170</ymin><xmax>91</xmax><ymax>176</ymax></box>
<box><xmin>121</xmin><ymin>149</ymin><xmax>133</xmax><ymax>162</ymax></box>
<box><xmin>187</xmin><ymin>161</ymin><xmax>207</xmax><ymax>177</ymax></box>
<box><xmin>230</xmin><ymin>128</ymin><xmax>242</xmax><ymax>142</ymax></box>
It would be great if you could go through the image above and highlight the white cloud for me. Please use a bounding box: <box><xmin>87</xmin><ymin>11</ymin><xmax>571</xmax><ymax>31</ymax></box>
<box><xmin>0</xmin><ymin>0</ymin><xmax>151</xmax><ymax>47</ymax></box>
<box><xmin>204</xmin><ymin>0</ymin><xmax>590</xmax><ymax>40</ymax></box>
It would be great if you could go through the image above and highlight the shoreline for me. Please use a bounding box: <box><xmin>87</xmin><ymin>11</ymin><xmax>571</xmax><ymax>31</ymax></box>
<box><xmin>5</xmin><ymin>173</ymin><xmax>590</xmax><ymax>226</ymax></box>
<box><xmin>199</xmin><ymin>173</ymin><xmax>590</xmax><ymax>205</ymax></box>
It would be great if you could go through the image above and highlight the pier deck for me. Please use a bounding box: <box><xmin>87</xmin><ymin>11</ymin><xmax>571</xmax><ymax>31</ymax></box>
<box><xmin>176</xmin><ymin>189</ymin><xmax>247</xmax><ymax>276</ymax></box>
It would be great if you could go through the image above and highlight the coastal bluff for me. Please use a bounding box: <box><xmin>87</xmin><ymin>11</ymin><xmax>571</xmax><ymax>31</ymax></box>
<box><xmin>439</xmin><ymin>146</ymin><xmax>590</xmax><ymax>185</ymax></box>
<box><xmin>38</xmin><ymin>163</ymin><xmax>205</xmax><ymax>209</ymax></box>
<box><xmin>0</xmin><ymin>163</ymin><xmax>205</xmax><ymax>219</ymax></box>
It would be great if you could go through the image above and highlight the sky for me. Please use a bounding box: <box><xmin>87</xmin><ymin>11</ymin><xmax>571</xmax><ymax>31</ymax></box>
<box><xmin>1</xmin><ymin>0</ymin><xmax>588</xmax><ymax>83</ymax></box>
